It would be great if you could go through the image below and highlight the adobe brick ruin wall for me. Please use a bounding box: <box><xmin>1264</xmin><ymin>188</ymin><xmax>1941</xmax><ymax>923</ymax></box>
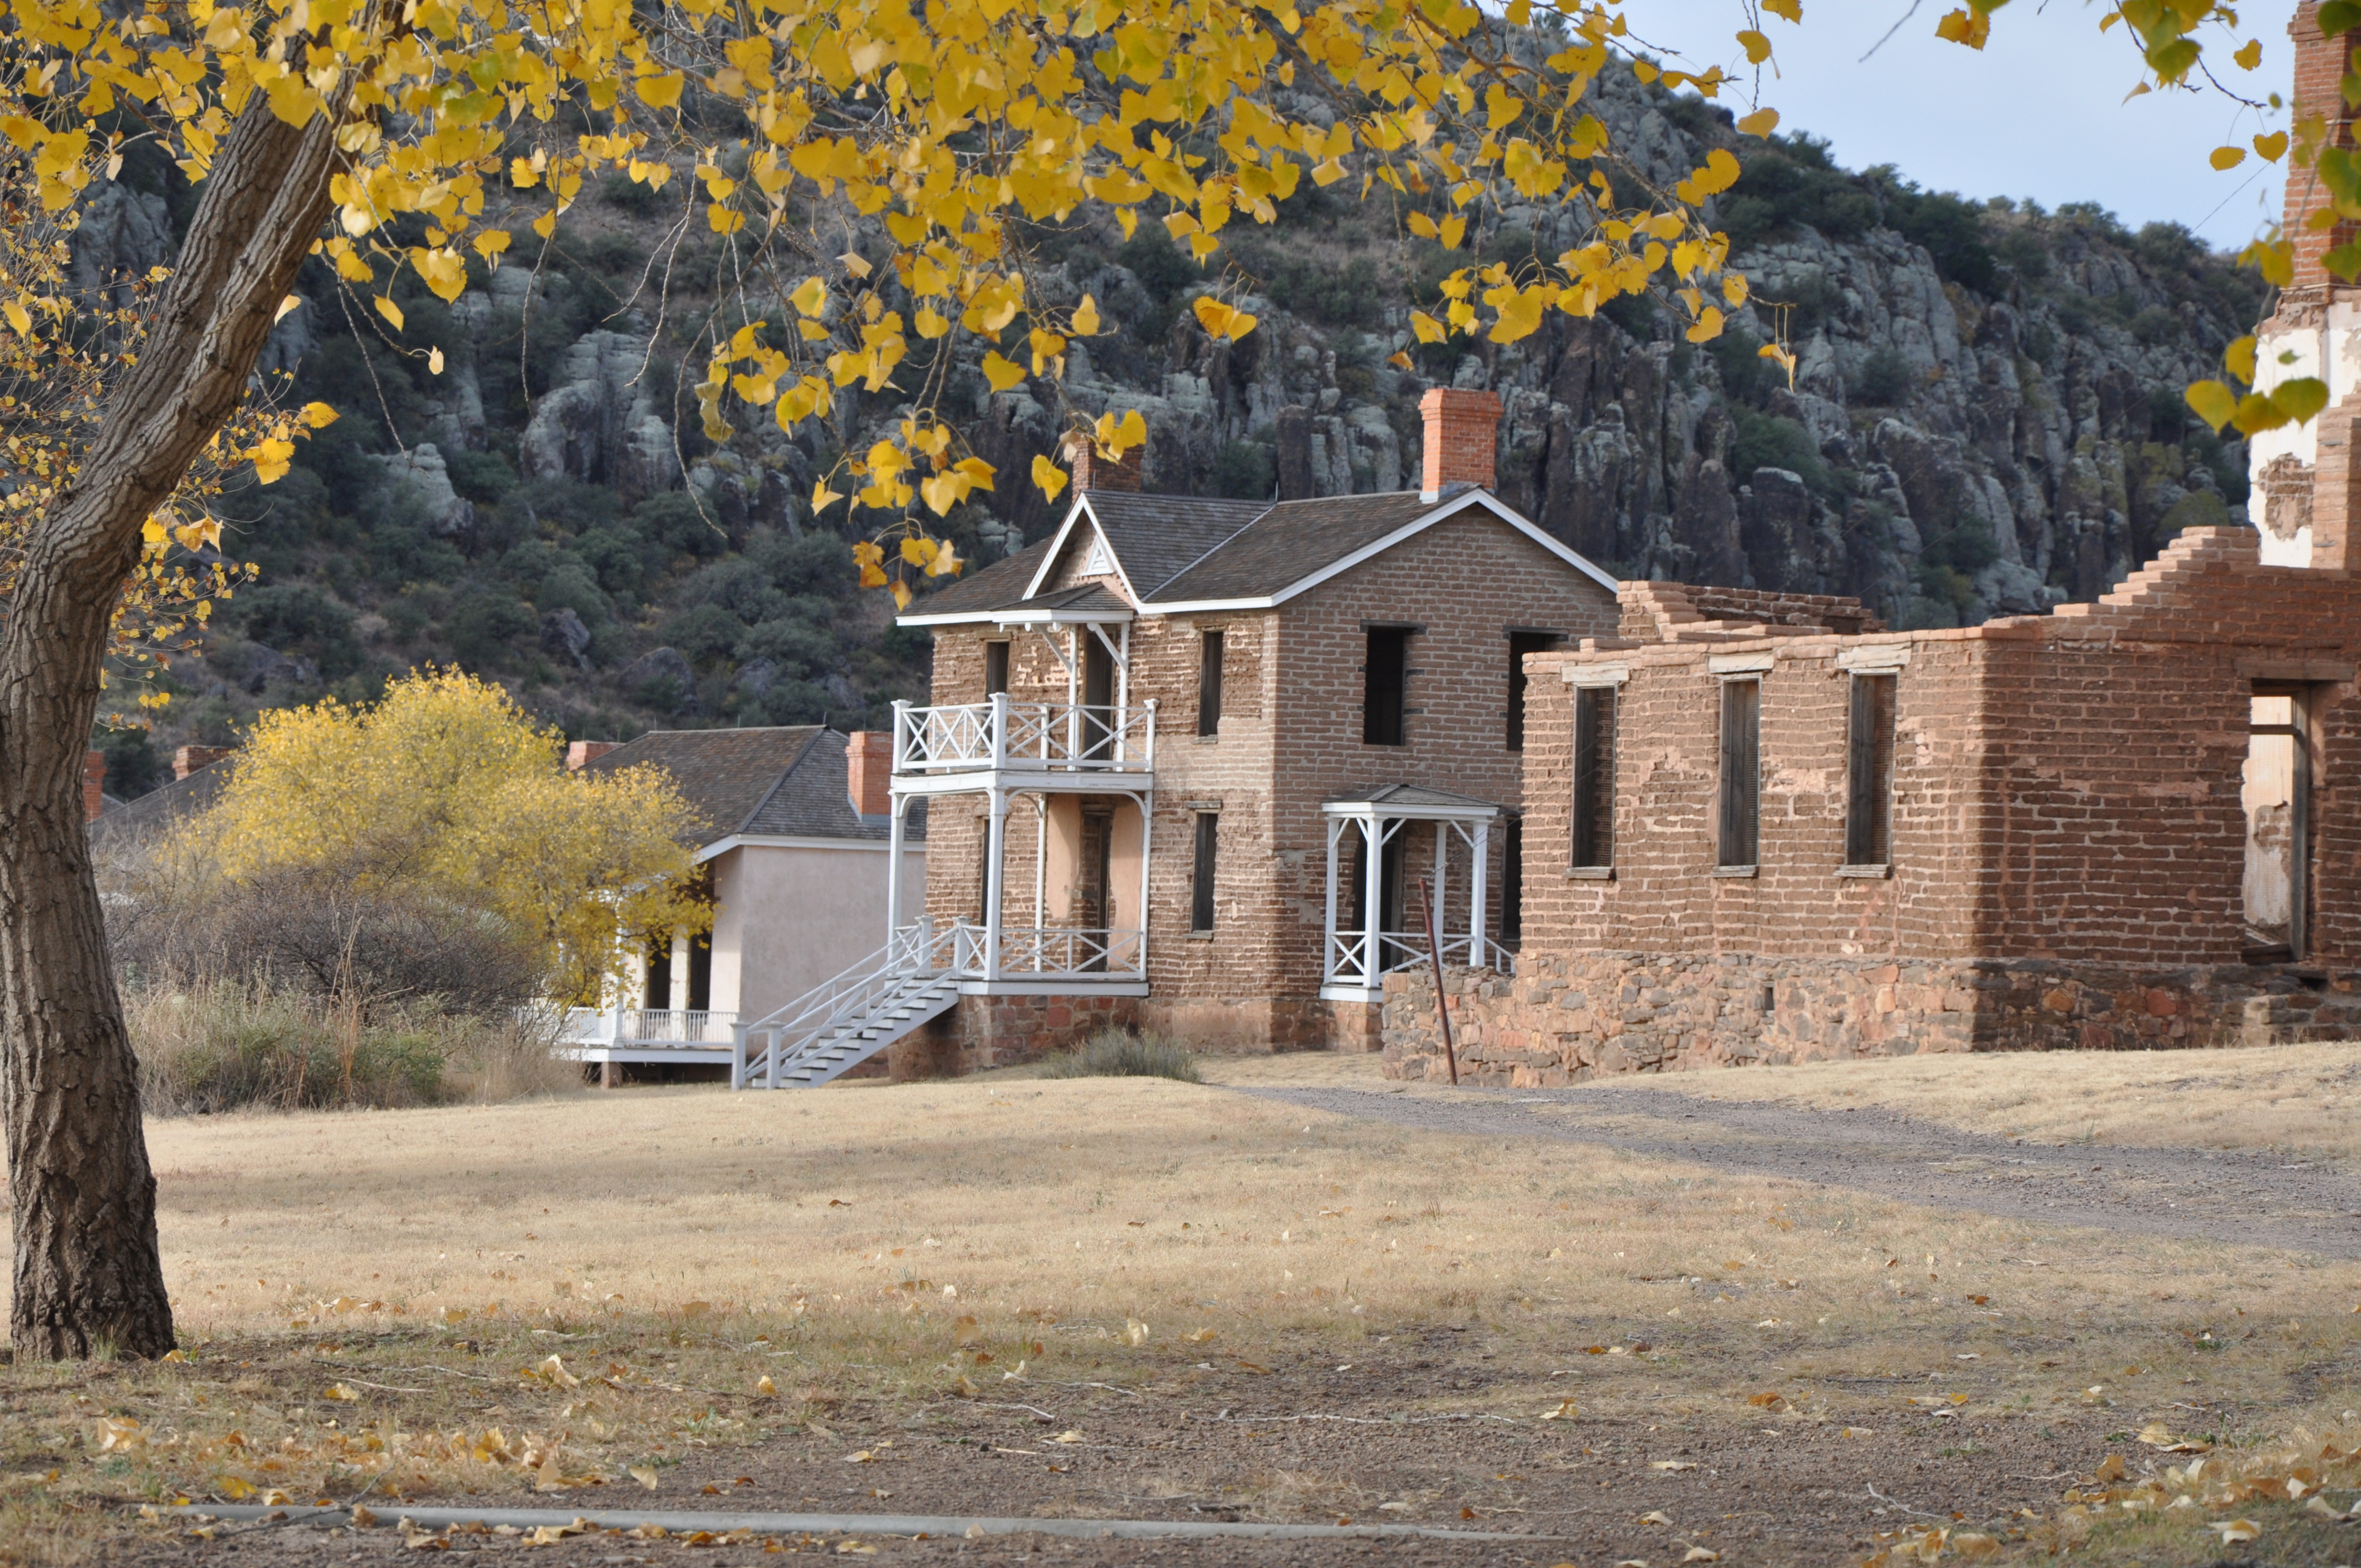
<box><xmin>1449</xmin><ymin>527</ymin><xmax>2361</xmax><ymax>1076</ymax></box>
<box><xmin>1380</xmin><ymin>953</ymin><xmax>2361</xmax><ymax>1084</ymax></box>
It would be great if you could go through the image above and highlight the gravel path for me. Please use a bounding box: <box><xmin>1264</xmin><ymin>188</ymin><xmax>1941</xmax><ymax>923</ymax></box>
<box><xmin>1239</xmin><ymin>1082</ymin><xmax>2361</xmax><ymax>1257</ymax></box>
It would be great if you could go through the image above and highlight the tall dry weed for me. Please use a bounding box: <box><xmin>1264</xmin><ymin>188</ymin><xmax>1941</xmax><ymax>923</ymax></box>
<box><xmin>128</xmin><ymin>981</ymin><xmax>577</xmax><ymax>1114</ymax></box>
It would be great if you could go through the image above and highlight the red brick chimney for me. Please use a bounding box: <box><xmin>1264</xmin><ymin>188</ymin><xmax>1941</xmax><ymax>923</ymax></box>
<box><xmin>1064</xmin><ymin>431</ymin><xmax>1142</xmax><ymax>493</ymax></box>
<box><xmin>2288</xmin><ymin>1</ymin><xmax>2357</xmax><ymax>293</ymax></box>
<box><xmin>567</xmin><ymin>740</ymin><xmax>619</xmax><ymax>772</ymax></box>
<box><xmin>173</xmin><ymin>745</ymin><xmax>232</xmax><ymax>781</ymax></box>
<box><xmin>1419</xmin><ymin>387</ymin><xmax>1502</xmax><ymax>502</ymax></box>
<box><xmin>84</xmin><ymin>750</ymin><xmax>105</xmax><ymax>823</ymax></box>
<box><xmin>845</xmin><ymin>731</ymin><xmax>893</xmax><ymax>817</ymax></box>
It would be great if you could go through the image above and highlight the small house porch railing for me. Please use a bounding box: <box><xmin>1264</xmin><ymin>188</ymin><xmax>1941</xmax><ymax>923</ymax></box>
<box><xmin>559</xmin><ymin>1008</ymin><xmax>740</xmax><ymax>1052</ymax></box>
<box><xmin>892</xmin><ymin>694</ymin><xmax>1155</xmax><ymax>778</ymax></box>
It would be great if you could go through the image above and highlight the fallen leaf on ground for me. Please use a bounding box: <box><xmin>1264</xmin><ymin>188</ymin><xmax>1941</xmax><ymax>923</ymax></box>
<box><xmin>1640</xmin><ymin>1509</ymin><xmax>1674</xmax><ymax>1525</ymax></box>
<box><xmin>2210</xmin><ymin>1519</ymin><xmax>2260</xmax><ymax>1543</ymax></box>
<box><xmin>1650</xmin><ymin>1460</ymin><xmax>1697</xmax><ymax>1472</ymax></box>
<box><xmin>1683</xmin><ymin>1550</ymin><xmax>1720</xmax><ymax>1564</ymax></box>
<box><xmin>1540</xmin><ymin>1399</ymin><xmax>1579</xmax><ymax>1420</ymax></box>
<box><xmin>628</xmin><ymin>1467</ymin><xmax>660</xmax><ymax>1490</ymax></box>
<box><xmin>1051</xmin><ymin>1430</ymin><xmax>1085</xmax><ymax>1444</ymax></box>
<box><xmin>324</xmin><ymin>1382</ymin><xmax>360</xmax><ymax>1402</ymax></box>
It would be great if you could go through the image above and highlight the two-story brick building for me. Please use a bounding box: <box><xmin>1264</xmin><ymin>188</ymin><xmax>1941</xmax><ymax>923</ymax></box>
<box><xmin>727</xmin><ymin>390</ymin><xmax>1622</xmax><ymax>1084</ymax></box>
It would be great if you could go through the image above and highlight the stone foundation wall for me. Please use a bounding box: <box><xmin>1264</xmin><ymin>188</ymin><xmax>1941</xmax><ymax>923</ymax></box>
<box><xmin>1381</xmin><ymin>952</ymin><xmax>2361</xmax><ymax>1084</ymax></box>
<box><xmin>895</xmin><ymin>992</ymin><xmax>1140</xmax><ymax>1079</ymax></box>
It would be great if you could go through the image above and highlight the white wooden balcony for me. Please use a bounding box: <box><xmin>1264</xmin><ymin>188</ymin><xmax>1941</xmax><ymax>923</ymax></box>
<box><xmin>889</xmin><ymin>694</ymin><xmax>1155</xmax><ymax>794</ymax></box>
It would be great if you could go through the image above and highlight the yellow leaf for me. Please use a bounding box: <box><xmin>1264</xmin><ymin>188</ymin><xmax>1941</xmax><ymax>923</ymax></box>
<box><xmin>1032</xmin><ymin>453</ymin><xmax>1069</xmax><ymax>501</ymax></box>
<box><xmin>275</xmin><ymin>294</ymin><xmax>303</xmax><ymax>324</ymax></box>
<box><xmin>324</xmin><ymin>1383</ymin><xmax>360</xmax><ymax>1402</ymax></box>
<box><xmin>3</xmin><ymin>301</ymin><xmax>30</xmax><ymax>335</ymax></box>
<box><xmin>2273</xmin><ymin>375</ymin><xmax>2331</xmax><ymax>424</ymax></box>
<box><xmin>302</xmin><ymin>402</ymin><xmax>338</xmax><ymax>429</ymax></box>
<box><xmin>814</xmin><ymin>482</ymin><xmax>846</xmax><ymax>514</ymax></box>
<box><xmin>1736</xmin><ymin>107</ymin><xmax>1780</xmax><ymax>137</ymax></box>
<box><xmin>792</xmin><ymin>277</ymin><xmax>828</xmax><ymax>318</ymax></box>
<box><xmin>1072</xmin><ymin>294</ymin><xmax>1102</xmax><ymax>336</ymax></box>
<box><xmin>1935</xmin><ymin>7</ymin><xmax>1989</xmax><ymax>48</ymax></box>
<box><xmin>374</xmin><ymin>296</ymin><xmax>404</xmax><ymax>333</ymax></box>
<box><xmin>1736</xmin><ymin>28</ymin><xmax>1772</xmax><ymax>63</ymax></box>
<box><xmin>890</xmin><ymin>579</ymin><xmax>912</xmax><ymax>611</ymax></box>
<box><xmin>2236</xmin><ymin>39</ymin><xmax>2263</xmax><ymax>70</ymax></box>
<box><xmin>629</xmin><ymin>1467</ymin><xmax>660</xmax><ymax>1490</ymax></box>
<box><xmin>428</xmin><ymin>346</ymin><xmax>444</xmax><ymax>375</ymax></box>
<box><xmin>709</xmin><ymin>204</ymin><xmax>745</xmax><ymax>235</ymax></box>
<box><xmin>219</xmin><ymin>1477</ymin><xmax>257</xmax><ymax>1500</ymax></box>
<box><xmin>982</xmin><ymin>351</ymin><xmax>1027</xmax><ymax>392</ymax></box>
<box><xmin>1411</xmin><ymin>310</ymin><xmax>1446</xmax><ymax>344</ymax></box>
<box><xmin>1685</xmin><ymin>306</ymin><xmax>1725</xmax><ymax>344</ymax></box>
<box><xmin>638</xmin><ymin>72</ymin><xmax>686</xmax><ymax>110</ymax></box>
<box><xmin>2255</xmin><ymin>131</ymin><xmax>2290</xmax><ymax>162</ymax></box>
<box><xmin>2224</xmin><ymin>334</ymin><xmax>2258</xmax><ymax>384</ymax></box>
<box><xmin>840</xmin><ymin>251</ymin><xmax>873</xmax><ymax>280</ymax></box>
<box><xmin>2211</xmin><ymin>145</ymin><xmax>2246</xmax><ymax>171</ymax></box>
<box><xmin>902</xmin><ymin>536</ymin><xmax>940</xmax><ymax>567</ymax></box>
<box><xmin>1439</xmin><ymin>215</ymin><xmax>1466</xmax><ymax>251</ymax></box>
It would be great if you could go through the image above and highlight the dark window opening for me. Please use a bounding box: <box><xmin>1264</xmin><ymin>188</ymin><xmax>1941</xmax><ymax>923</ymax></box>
<box><xmin>984</xmin><ymin>641</ymin><xmax>1010</xmax><ymax>696</ymax></box>
<box><xmin>1505</xmin><ymin>630</ymin><xmax>1565</xmax><ymax>750</ymax></box>
<box><xmin>1082</xmin><ymin>633</ymin><xmax>1116</xmax><ymax>758</ymax></box>
<box><xmin>686</xmin><ymin>933</ymin><xmax>712</xmax><ymax>1013</ymax></box>
<box><xmin>1363</xmin><ymin>628</ymin><xmax>1409</xmax><ymax>746</ymax></box>
<box><xmin>1078</xmin><ymin>805</ymin><xmax>1113</xmax><ymax>972</ymax></box>
<box><xmin>1198</xmin><ymin>630</ymin><xmax>1225</xmax><ymax>737</ymax></box>
<box><xmin>1718</xmin><ymin>679</ymin><xmax>1760</xmax><ymax>868</ymax></box>
<box><xmin>1843</xmin><ymin>673</ymin><xmax>1897</xmax><ymax>867</ymax></box>
<box><xmin>1500</xmin><ymin>817</ymin><xmax>1524</xmax><ymax>941</ymax></box>
<box><xmin>1571</xmin><ymin>685</ymin><xmax>1616</xmax><ymax>869</ymax></box>
<box><xmin>1191</xmin><ymin>813</ymin><xmax>1219</xmax><ymax>930</ymax></box>
<box><xmin>644</xmin><ymin>933</ymin><xmax>672</xmax><ymax>1011</ymax></box>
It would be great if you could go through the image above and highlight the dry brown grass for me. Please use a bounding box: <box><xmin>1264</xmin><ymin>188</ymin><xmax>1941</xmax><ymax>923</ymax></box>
<box><xmin>2</xmin><ymin>1052</ymin><xmax>2358</xmax><ymax>1564</ymax></box>
<box><xmin>1401</xmin><ymin>1038</ymin><xmax>2361</xmax><ymax>1166</ymax></box>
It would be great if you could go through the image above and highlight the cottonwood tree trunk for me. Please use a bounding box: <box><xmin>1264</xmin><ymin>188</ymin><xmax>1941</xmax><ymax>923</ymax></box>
<box><xmin>0</xmin><ymin>101</ymin><xmax>342</xmax><ymax>1360</ymax></box>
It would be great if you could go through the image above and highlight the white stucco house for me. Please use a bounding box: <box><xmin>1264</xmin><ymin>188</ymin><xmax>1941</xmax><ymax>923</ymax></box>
<box><xmin>562</xmin><ymin>726</ymin><xmax>926</xmax><ymax>1079</ymax></box>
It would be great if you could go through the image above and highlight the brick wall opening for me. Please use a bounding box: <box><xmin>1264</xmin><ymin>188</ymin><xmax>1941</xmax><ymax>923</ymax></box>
<box><xmin>1717</xmin><ymin>678</ymin><xmax>1760</xmax><ymax>868</ymax></box>
<box><xmin>1843</xmin><ymin>673</ymin><xmax>1896</xmax><ymax>868</ymax></box>
<box><xmin>2243</xmin><ymin>684</ymin><xmax>2311</xmax><ymax>961</ymax></box>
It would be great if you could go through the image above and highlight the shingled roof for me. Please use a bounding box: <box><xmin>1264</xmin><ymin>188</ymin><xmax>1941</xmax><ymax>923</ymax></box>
<box><xmin>88</xmin><ymin>756</ymin><xmax>237</xmax><ymax>851</ymax></box>
<box><xmin>900</xmin><ymin>485</ymin><xmax>1614</xmax><ymax>625</ymax></box>
<box><xmin>580</xmin><ymin>727</ymin><xmax>923</xmax><ymax>847</ymax></box>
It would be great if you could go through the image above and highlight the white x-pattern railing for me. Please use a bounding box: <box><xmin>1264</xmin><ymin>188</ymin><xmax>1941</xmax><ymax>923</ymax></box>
<box><xmin>1323</xmin><ymin>929</ymin><xmax>1515</xmax><ymax>989</ymax></box>
<box><xmin>893</xmin><ymin>693</ymin><xmax>1155</xmax><ymax>775</ymax></box>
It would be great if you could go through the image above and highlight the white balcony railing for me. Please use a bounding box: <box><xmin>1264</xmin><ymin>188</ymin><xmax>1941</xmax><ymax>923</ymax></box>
<box><xmin>893</xmin><ymin>694</ymin><xmax>1155</xmax><ymax>776</ymax></box>
<box><xmin>1324</xmin><ymin>929</ymin><xmax>1514</xmax><ymax>990</ymax></box>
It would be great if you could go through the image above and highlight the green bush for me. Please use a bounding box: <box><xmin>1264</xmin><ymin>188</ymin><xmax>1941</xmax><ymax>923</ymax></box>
<box><xmin>1040</xmin><ymin>1028</ymin><xmax>1203</xmax><ymax>1083</ymax></box>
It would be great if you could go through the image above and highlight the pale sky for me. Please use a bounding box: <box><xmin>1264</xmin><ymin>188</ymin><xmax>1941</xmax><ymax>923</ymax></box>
<box><xmin>1633</xmin><ymin>0</ymin><xmax>2297</xmax><ymax>251</ymax></box>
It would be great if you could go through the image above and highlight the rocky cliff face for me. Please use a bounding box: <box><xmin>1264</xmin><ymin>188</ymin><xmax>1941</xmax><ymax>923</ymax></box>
<box><xmin>72</xmin><ymin>64</ymin><xmax>2266</xmax><ymax>793</ymax></box>
<box><xmin>912</xmin><ymin>67</ymin><xmax>2259</xmax><ymax>630</ymax></box>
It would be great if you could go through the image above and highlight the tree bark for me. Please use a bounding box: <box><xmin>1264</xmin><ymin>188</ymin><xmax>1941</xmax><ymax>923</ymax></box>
<box><xmin>0</xmin><ymin>100</ymin><xmax>342</xmax><ymax>1360</ymax></box>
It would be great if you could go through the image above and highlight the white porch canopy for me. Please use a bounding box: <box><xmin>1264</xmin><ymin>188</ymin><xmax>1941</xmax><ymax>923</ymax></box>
<box><xmin>1319</xmin><ymin>783</ymin><xmax>1504</xmax><ymax>1003</ymax></box>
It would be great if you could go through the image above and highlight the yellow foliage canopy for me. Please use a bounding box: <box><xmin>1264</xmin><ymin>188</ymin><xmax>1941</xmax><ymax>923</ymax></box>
<box><xmin>194</xmin><ymin>671</ymin><xmax>708</xmax><ymax>1008</ymax></box>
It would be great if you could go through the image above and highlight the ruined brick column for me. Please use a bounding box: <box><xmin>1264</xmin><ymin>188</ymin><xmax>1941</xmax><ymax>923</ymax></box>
<box><xmin>2250</xmin><ymin>2</ymin><xmax>2361</xmax><ymax>569</ymax></box>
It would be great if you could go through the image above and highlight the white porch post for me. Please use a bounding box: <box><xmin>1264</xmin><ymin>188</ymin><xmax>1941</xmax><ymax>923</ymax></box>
<box><xmin>1032</xmin><ymin>796</ymin><xmax>1048</xmax><ymax>936</ymax></box>
<box><xmin>1361</xmin><ymin>815</ymin><xmax>1383</xmax><ymax>980</ymax></box>
<box><xmin>1472</xmin><ymin>819</ymin><xmax>1490</xmax><ymax>969</ymax></box>
<box><xmin>1322</xmin><ymin>816</ymin><xmax>1341</xmax><ymax>982</ymax></box>
<box><xmin>885</xmin><ymin>791</ymin><xmax>908</xmax><ymax>958</ymax></box>
<box><xmin>983</xmin><ymin>787</ymin><xmax>1009</xmax><ymax>983</ymax></box>
<box><xmin>1134</xmin><ymin>790</ymin><xmax>1154</xmax><ymax>976</ymax></box>
<box><xmin>1065</xmin><ymin>629</ymin><xmax>1080</xmax><ymax>761</ymax></box>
